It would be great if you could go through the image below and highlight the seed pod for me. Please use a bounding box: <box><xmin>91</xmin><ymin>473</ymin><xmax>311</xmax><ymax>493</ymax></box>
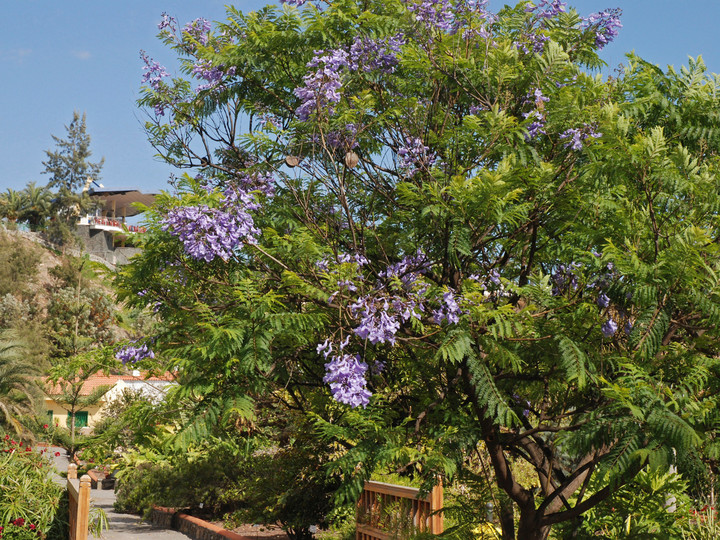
<box><xmin>285</xmin><ymin>155</ymin><xmax>300</xmax><ymax>167</ymax></box>
<box><xmin>345</xmin><ymin>151</ymin><xmax>359</xmax><ymax>168</ymax></box>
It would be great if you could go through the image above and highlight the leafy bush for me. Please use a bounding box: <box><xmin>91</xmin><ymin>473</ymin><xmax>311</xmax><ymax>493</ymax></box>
<box><xmin>0</xmin><ymin>518</ymin><xmax>42</xmax><ymax>540</ymax></box>
<box><xmin>555</xmin><ymin>469</ymin><xmax>691</xmax><ymax>538</ymax></box>
<box><xmin>0</xmin><ymin>434</ymin><xmax>67</xmax><ymax>540</ymax></box>
<box><xmin>114</xmin><ymin>437</ymin><xmax>249</xmax><ymax>517</ymax></box>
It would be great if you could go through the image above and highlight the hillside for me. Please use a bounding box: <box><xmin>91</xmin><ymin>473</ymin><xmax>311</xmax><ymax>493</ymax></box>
<box><xmin>0</xmin><ymin>225</ymin><xmax>136</xmax><ymax>365</ymax></box>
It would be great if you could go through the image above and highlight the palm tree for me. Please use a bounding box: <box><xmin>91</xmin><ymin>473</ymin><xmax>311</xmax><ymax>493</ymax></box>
<box><xmin>19</xmin><ymin>182</ymin><xmax>52</xmax><ymax>231</ymax></box>
<box><xmin>0</xmin><ymin>189</ymin><xmax>26</xmax><ymax>223</ymax></box>
<box><xmin>0</xmin><ymin>331</ymin><xmax>38</xmax><ymax>433</ymax></box>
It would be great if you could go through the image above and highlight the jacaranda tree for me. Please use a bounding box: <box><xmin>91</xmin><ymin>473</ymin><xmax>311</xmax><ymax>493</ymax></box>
<box><xmin>120</xmin><ymin>1</ymin><xmax>720</xmax><ymax>537</ymax></box>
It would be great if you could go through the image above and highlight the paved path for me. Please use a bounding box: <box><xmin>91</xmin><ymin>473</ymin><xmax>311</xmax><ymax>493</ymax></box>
<box><xmin>48</xmin><ymin>447</ymin><xmax>191</xmax><ymax>540</ymax></box>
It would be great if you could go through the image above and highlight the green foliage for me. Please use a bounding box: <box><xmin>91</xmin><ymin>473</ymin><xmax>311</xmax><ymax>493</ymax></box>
<box><xmin>0</xmin><ymin>233</ymin><xmax>40</xmax><ymax>299</ymax></box>
<box><xmin>42</xmin><ymin>111</ymin><xmax>103</xmax><ymax>226</ymax></box>
<box><xmin>560</xmin><ymin>469</ymin><xmax>691</xmax><ymax>539</ymax></box>
<box><xmin>45</xmin><ymin>286</ymin><xmax>115</xmax><ymax>358</ymax></box>
<box><xmin>0</xmin><ymin>331</ymin><xmax>39</xmax><ymax>434</ymax></box>
<box><xmin>0</xmin><ymin>434</ymin><xmax>67</xmax><ymax>540</ymax></box>
<box><xmin>122</xmin><ymin>1</ymin><xmax>720</xmax><ymax>537</ymax></box>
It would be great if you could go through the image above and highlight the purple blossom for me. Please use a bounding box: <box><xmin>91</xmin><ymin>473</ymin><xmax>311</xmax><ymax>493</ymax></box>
<box><xmin>349</xmin><ymin>34</ymin><xmax>404</xmax><ymax>74</ymax></box>
<box><xmin>524</xmin><ymin>110</ymin><xmax>546</xmax><ymax>140</ymax></box>
<box><xmin>601</xmin><ymin>318</ymin><xmax>618</xmax><ymax>337</ymax></box>
<box><xmin>433</xmin><ymin>290</ymin><xmax>463</xmax><ymax>324</ymax></box>
<box><xmin>583</xmin><ymin>9</ymin><xmax>622</xmax><ymax>49</ymax></box>
<box><xmin>406</xmin><ymin>0</ymin><xmax>456</xmax><ymax>33</ymax></box>
<box><xmin>183</xmin><ymin>18</ymin><xmax>211</xmax><ymax>46</ymax></box>
<box><xmin>552</xmin><ymin>263</ymin><xmax>581</xmax><ymax>296</ymax></box>
<box><xmin>525</xmin><ymin>0</ymin><xmax>566</xmax><ymax>19</ymax></box>
<box><xmin>379</xmin><ymin>249</ymin><xmax>431</xmax><ymax>288</ymax></box>
<box><xmin>338</xmin><ymin>252</ymin><xmax>369</xmax><ymax>266</ymax></box>
<box><xmin>158</xmin><ymin>12</ymin><xmax>178</xmax><ymax>33</ymax></box>
<box><xmin>191</xmin><ymin>60</ymin><xmax>236</xmax><ymax>92</ymax></box>
<box><xmin>281</xmin><ymin>0</ymin><xmax>309</xmax><ymax>5</ymax></box>
<box><xmin>624</xmin><ymin>320</ymin><xmax>633</xmax><ymax>335</ymax></box>
<box><xmin>162</xmin><ymin>173</ymin><xmax>274</xmax><ymax>261</ymax></box>
<box><xmin>560</xmin><ymin>124</ymin><xmax>602</xmax><ymax>151</ymax></box>
<box><xmin>353</xmin><ymin>297</ymin><xmax>402</xmax><ymax>345</ymax></box>
<box><xmin>323</xmin><ymin>352</ymin><xmax>372</xmax><ymax>407</ymax></box>
<box><xmin>294</xmin><ymin>49</ymin><xmax>349</xmax><ymax>120</ymax></box>
<box><xmin>398</xmin><ymin>137</ymin><xmax>436</xmax><ymax>174</ymax></box>
<box><xmin>116</xmin><ymin>342</ymin><xmax>155</xmax><ymax>365</ymax></box>
<box><xmin>325</xmin><ymin>124</ymin><xmax>359</xmax><ymax>150</ymax></box>
<box><xmin>140</xmin><ymin>50</ymin><xmax>169</xmax><ymax>92</ymax></box>
<box><xmin>597</xmin><ymin>292</ymin><xmax>610</xmax><ymax>308</ymax></box>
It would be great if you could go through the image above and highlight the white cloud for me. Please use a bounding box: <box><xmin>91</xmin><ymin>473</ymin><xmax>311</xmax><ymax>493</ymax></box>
<box><xmin>0</xmin><ymin>49</ymin><xmax>32</xmax><ymax>63</ymax></box>
<box><xmin>73</xmin><ymin>50</ymin><xmax>92</xmax><ymax>60</ymax></box>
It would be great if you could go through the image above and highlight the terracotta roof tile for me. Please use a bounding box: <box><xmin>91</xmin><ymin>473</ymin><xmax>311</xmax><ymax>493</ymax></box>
<box><xmin>43</xmin><ymin>371</ymin><xmax>175</xmax><ymax>396</ymax></box>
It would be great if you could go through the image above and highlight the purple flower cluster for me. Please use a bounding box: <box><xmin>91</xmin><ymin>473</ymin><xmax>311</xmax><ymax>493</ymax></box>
<box><xmin>551</xmin><ymin>263</ymin><xmax>581</xmax><ymax>296</ymax></box>
<box><xmin>398</xmin><ymin>137</ymin><xmax>436</xmax><ymax>174</ymax></box>
<box><xmin>352</xmin><ymin>297</ymin><xmax>403</xmax><ymax>345</ymax></box>
<box><xmin>560</xmin><ymin>124</ymin><xmax>602</xmax><ymax>150</ymax></box>
<box><xmin>294</xmin><ymin>35</ymin><xmax>405</xmax><ymax>120</ymax></box>
<box><xmin>280</xmin><ymin>0</ymin><xmax>309</xmax><ymax>5</ymax></box>
<box><xmin>524</xmin><ymin>0</ymin><xmax>566</xmax><ymax>19</ymax></box>
<box><xmin>140</xmin><ymin>50</ymin><xmax>169</xmax><ymax>92</ymax></box>
<box><xmin>406</xmin><ymin>0</ymin><xmax>456</xmax><ymax>33</ymax></box>
<box><xmin>601</xmin><ymin>318</ymin><xmax>618</xmax><ymax>337</ymax></box>
<box><xmin>158</xmin><ymin>12</ymin><xmax>178</xmax><ymax>34</ymax></box>
<box><xmin>349</xmin><ymin>34</ymin><xmax>404</xmax><ymax>74</ymax></box>
<box><xmin>325</xmin><ymin>124</ymin><xmax>359</xmax><ymax>150</ymax></box>
<box><xmin>162</xmin><ymin>174</ymin><xmax>274</xmax><ymax>261</ymax></box>
<box><xmin>191</xmin><ymin>59</ymin><xmax>236</xmax><ymax>93</ymax></box>
<box><xmin>183</xmin><ymin>18</ymin><xmax>211</xmax><ymax>46</ymax></box>
<box><xmin>294</xmin><ymin>49</ymin><xmax>349</xmax><ymax>120</ymax></box>
<box><xmin>379</xmin><ymin>249</ymin><xmax>431</xmax><ymax>288</ymax></box>
<box><xmin>433</xmin><ymin>290</ymin><xmax>463</xmax><ymax>324</ymax></box>
<box><xmin>318</xmin><ymin>339</ymin><xmax>372</xmax><ymax>407</ymax></box>
<box><xmin>583</xmin><ymin>9</ymin><xmax>622</xmax><ymax>49</ymax></box>
<box><xmin>524</xmin><ymin>110</ymin><xmax>546</xmax><ymax>140</ymax></box>
<box><xmin>116</xmin><ymin>342</ymin><xmax>155</xmax><ymax>365</ymax></box>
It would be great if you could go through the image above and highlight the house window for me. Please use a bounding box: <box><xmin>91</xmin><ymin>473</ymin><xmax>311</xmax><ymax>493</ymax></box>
<box><xmin>67</xmin><ymin>411</ymin><xmax>89</xmax><ymax>428</ymax></box>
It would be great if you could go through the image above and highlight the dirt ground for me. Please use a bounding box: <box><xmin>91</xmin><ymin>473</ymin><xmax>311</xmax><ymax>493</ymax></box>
<box><xmin>214</xmin><ymin>522</ymin><xmax>290</xmax><ymax>539</ymax></box>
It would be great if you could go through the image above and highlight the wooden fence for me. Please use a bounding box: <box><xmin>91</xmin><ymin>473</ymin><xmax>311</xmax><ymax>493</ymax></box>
<box><xmin>67</xmin><ymin>463</ymin><xmax>91</xmax><ymax>540</ymax></box>
<box><xmin>356</xmin><ymin>480</ymin><xmax>443</xmax><ymax>540</ymax></box>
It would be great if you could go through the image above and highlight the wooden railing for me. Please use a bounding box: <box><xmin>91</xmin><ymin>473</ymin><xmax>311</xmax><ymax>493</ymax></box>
<box><xmin>356</xmin><ymin>480</ymin><xmax>443</xmax><ymax>540</ymax></box>
<box><xmin>67</xmin><ymin>463</ymin><xmax>91</xmax><ymax>540</ymax></box>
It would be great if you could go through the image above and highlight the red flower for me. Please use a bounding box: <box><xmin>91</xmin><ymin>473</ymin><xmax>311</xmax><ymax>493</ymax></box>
<box><xmin>55</xmin><ymin>451</ymin><xmax>61</xmax><ymax>457</ymax></box>
<box><xmin>43</xmin><ymin>424</ymin><xmax>49</xmax><ymax>429</ymax></box>
<box><xmin>29</xmin><ymin>524</ymin><xmax>36</xmax><ymax>530</ymax></box>
<box><xmin>12</xmin><ymin>518</ymin><xmax>25</xmax><ymax>526</ymax></box>
<box><xmin>25</xmin><ymin>447</ymin><xmax>31</xmax><ymax>452</ymax></box>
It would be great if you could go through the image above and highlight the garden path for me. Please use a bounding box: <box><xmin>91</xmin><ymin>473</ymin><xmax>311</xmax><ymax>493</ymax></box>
<box><xmin>48</xmin><ymin>446</ymin><xmax>192</xmax><ymax>540</ymax></box>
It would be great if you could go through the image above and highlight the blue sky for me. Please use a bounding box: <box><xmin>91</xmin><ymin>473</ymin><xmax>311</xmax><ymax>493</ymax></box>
<box><xmin>2</xmin><ymin>1</ymin><xmax>719</xmax><ymax>196</ymax></box>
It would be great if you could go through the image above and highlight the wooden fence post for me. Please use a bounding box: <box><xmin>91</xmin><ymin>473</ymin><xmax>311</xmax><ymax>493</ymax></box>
<box><xmin>430</xmin><ymin>478</ymin><xmax>444</xmax><ymax>534</ymax></box>
<box><xmin>68</xmin><ymin>463</ymin><xmax>77</xmax><ymax>479</ymax></box>
<box><xmin>76</xmin><ymin>474</ymin><xmax>92</xmax><ymax>540</ymax></box>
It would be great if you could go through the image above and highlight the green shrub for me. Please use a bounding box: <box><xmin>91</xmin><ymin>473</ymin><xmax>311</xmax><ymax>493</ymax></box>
<box><xmin>0</xmin><ymin>434</ymin><xmax>67</xmax><ymax>540</ymax></box>
<box><xmin>554</xmin><ymin>469</ymin><xmax>691</xmax><ymax>539</ymax></box>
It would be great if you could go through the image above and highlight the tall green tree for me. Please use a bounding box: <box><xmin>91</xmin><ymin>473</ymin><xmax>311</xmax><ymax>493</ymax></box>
<box><xmin>120</xmin><ymin>2</ymin><xmax>720</xmax><ymax>538</ymax></box>
<box><xmin>42</xmin><ymin>111</ymin><xmax>104</xmax><ymax>226</ymax></box>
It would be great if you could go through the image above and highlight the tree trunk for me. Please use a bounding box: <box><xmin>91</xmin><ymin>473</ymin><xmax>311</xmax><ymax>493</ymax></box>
<box><xmin>516</xmin><ymin>506</ymin><xmax>551</xmax><ymax>540</ymax></box>
<box><xmin>499</xmin><ymin>496</ymin><xmax>515</xmax><ymax>539</ymax></box>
